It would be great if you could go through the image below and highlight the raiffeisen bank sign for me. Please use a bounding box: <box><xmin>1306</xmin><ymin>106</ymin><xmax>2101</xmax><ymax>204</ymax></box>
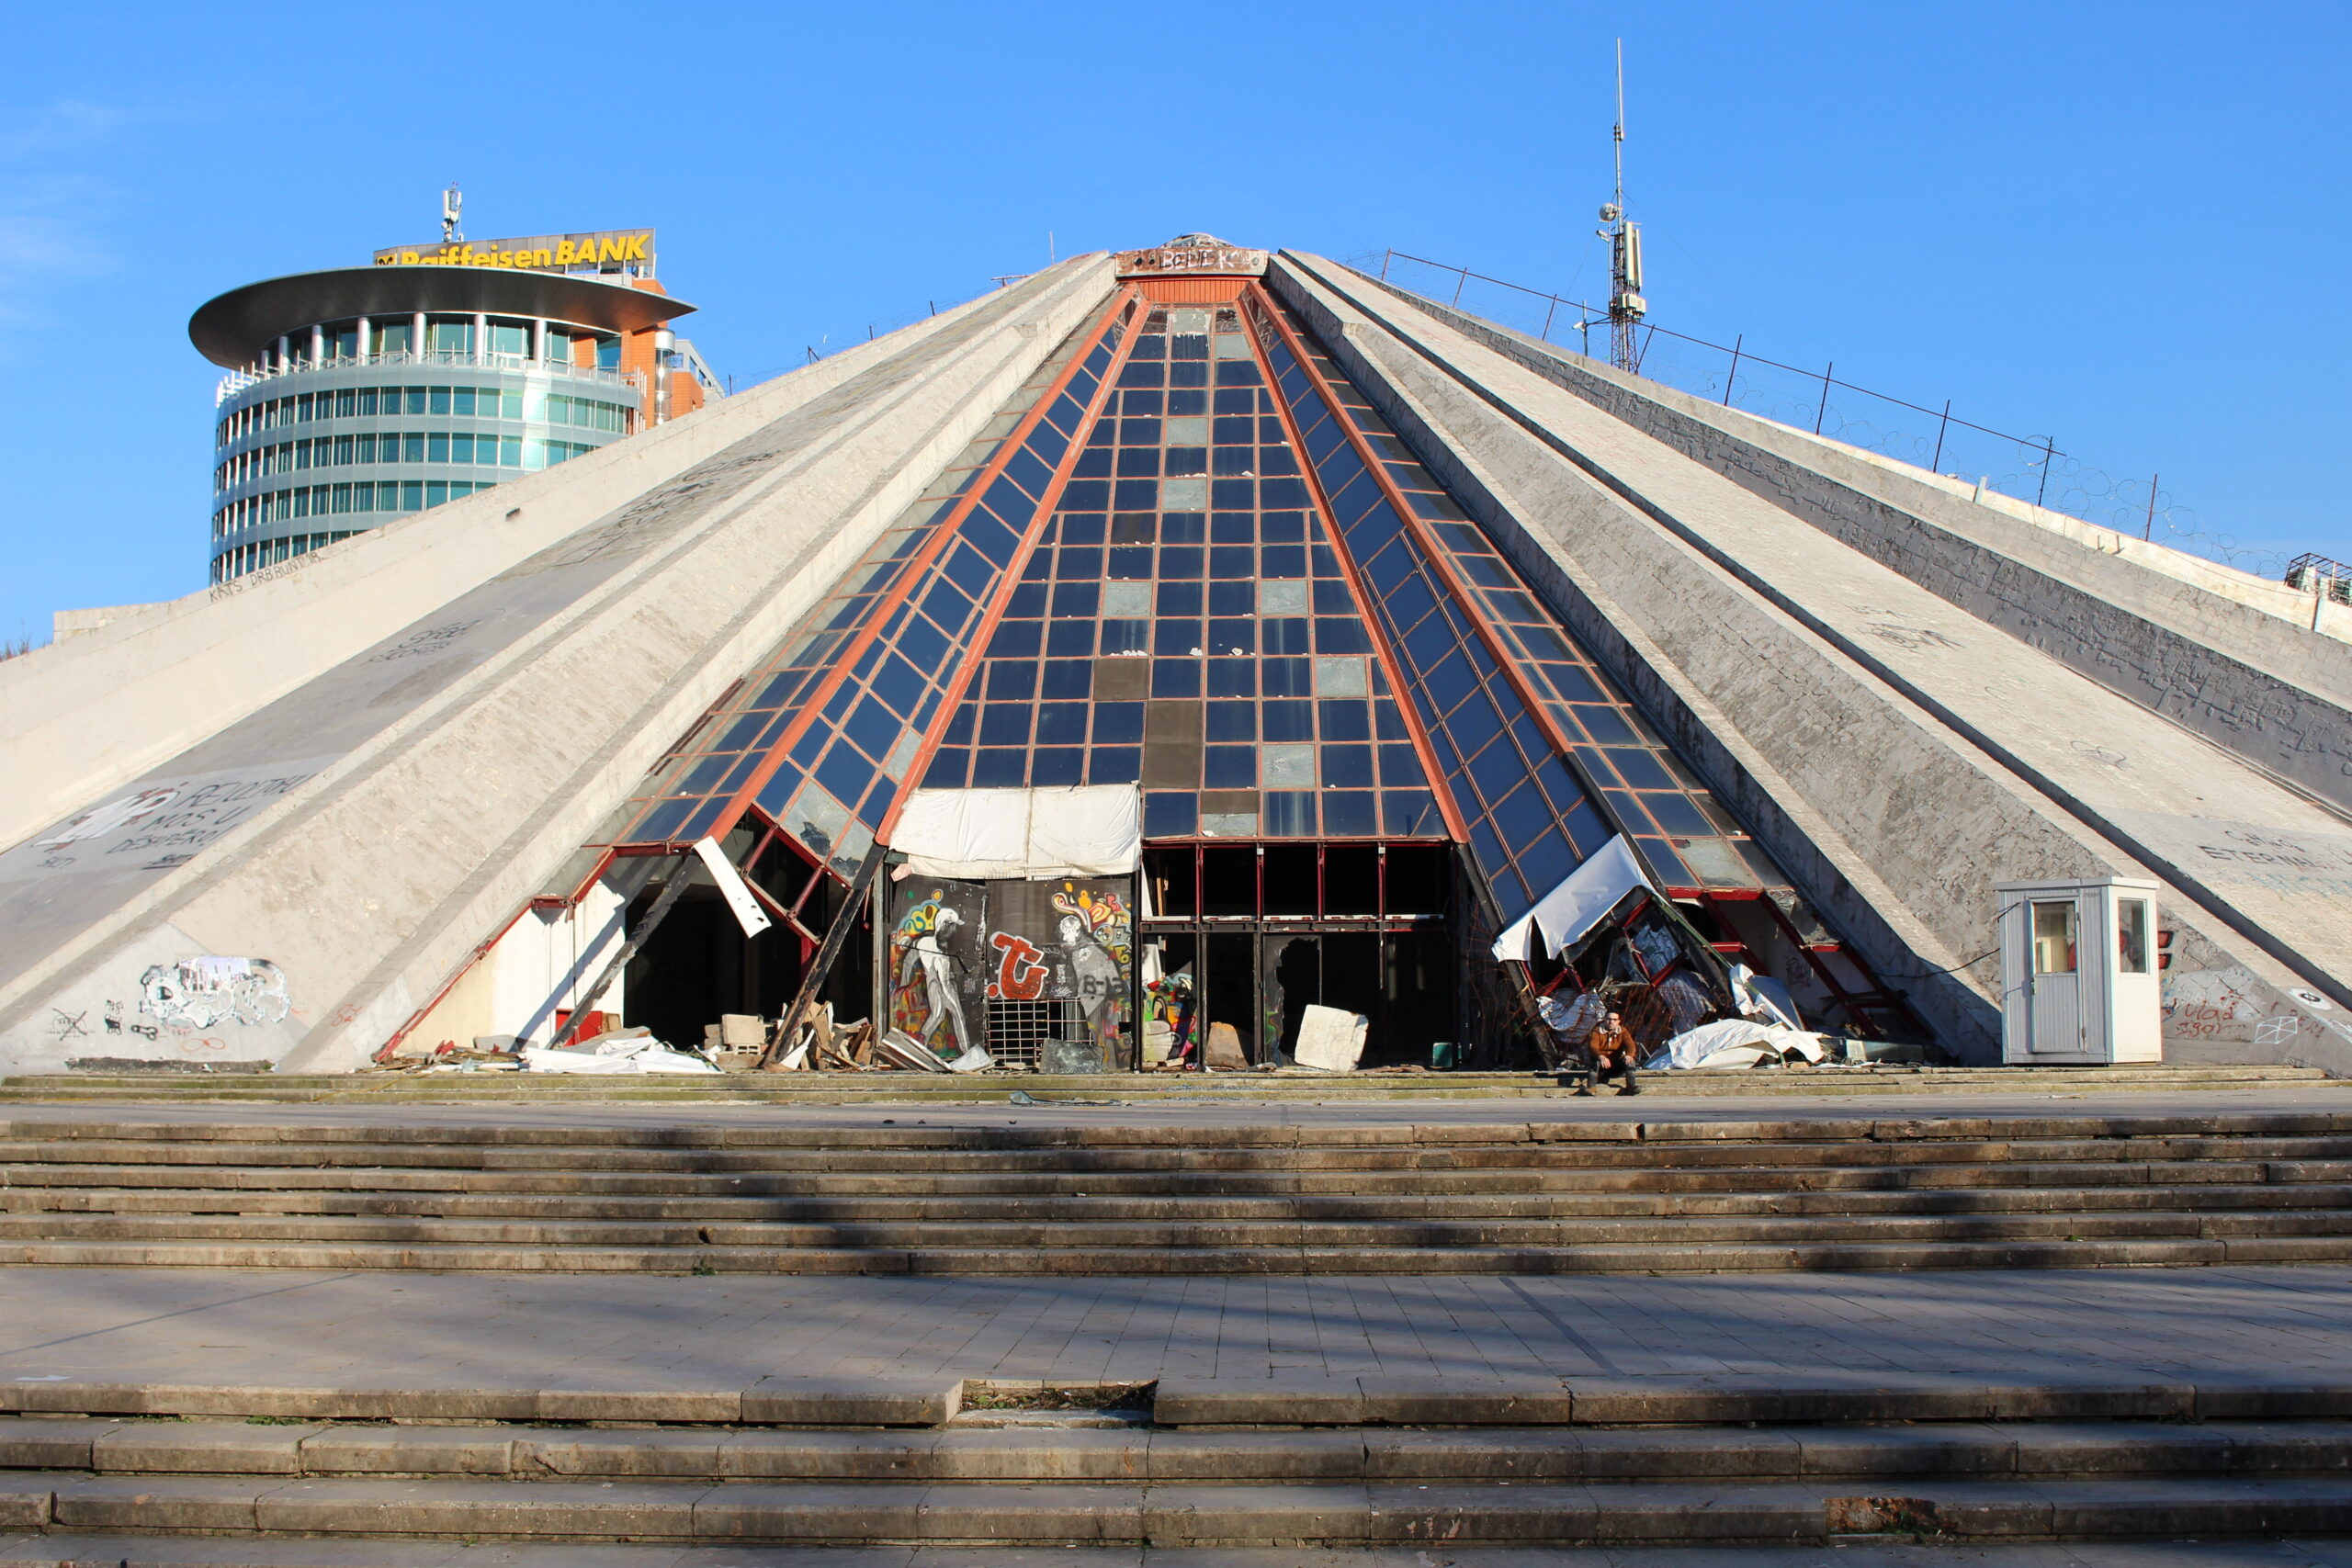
<box><xmin>371</xmin><ymin>229</ymin><xmax>655</xmax><ymax>272</ymax></box>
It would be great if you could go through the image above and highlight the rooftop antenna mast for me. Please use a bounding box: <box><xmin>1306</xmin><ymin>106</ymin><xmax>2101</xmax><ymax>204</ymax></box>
<box><xmin>441</xmin><ymin>184</ymin><xmax>464</xmax><ymax>245</ymax></box>
<box><xmin>1598</xmin><ymin>39</ymin><xmax>1645</xmax><ymax>373</ymax></box>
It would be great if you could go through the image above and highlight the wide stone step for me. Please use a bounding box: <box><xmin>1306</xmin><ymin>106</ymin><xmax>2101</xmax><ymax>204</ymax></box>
<box><xmin>3</xmin><ymin>1062</ymin><xmax>2327</xmax><ymax>1106</ymax></box>
<box><xmin>12</xmin><ymin>1416</ymin><xmax>2352</xmax><ymax>1484</ymax></box>
<box><xmin>6</xmin><ymin>1368</ymin><xmax>2343</xmax><ymax>1426</ymax></box>
<box><xmin>0</xmin><ymin>1206</ymin><xmax>2345</xmax><ymax>1250</ymax></box>
<box><xmin>11</xmin><ymin>1471</ymin><xmax>2352</xmax><ymax>1545</ymax></box>
<box><xmin>15</xmin><ymin>1179</ymin><xmax>2351</xmax><ymax>1222</ymax></box>
<box><xmin>7</xmin><ymin>1129</ymin><xmax>2351</xmax><ymax>1168</ymax></box>
<box><xmin>9</xmin><ymin>1233</ymin><xmax>2350</xmax><ymax>1272</ymax></box>
<box><xmin>1</xmin><ymin>1542</ymin><xmax>2337</xmax><ymax>1568</ymax></box>
<box><xmin>5</xmin><ymin>1155</ymin><xmax>2344</xmax><ymax>1197</ymax></box>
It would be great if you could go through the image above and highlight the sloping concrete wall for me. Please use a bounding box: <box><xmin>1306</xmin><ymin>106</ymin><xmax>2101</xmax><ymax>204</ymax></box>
<box><xmin>0</xmin><ymin>288</ymin><xmax>1009</xmax><ymax>855</ymax></box>
<box><xmin>0</xmin><ymin>259</ymin><xmax>1119</xmax><ymax>1075</ymax></box>
<box><xmin>1277</xmin><ymin>253</ymin><xmax>2352</xmax><ymax>1074</ymax></box>
<box><xmin>1368</xmin><ymin>278</ymin><xmax>2352</xmax><ymax>819</ymax></box>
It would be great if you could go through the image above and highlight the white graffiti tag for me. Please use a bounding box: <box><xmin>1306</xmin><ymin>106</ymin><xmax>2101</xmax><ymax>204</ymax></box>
<box><xmin>137</xmin><ymin>957</ymin><xmax>291</xmax><ymax>1031</ymax></box>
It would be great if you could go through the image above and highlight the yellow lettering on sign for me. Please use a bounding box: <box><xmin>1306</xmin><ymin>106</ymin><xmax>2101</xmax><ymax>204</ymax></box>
<box><xmin>401</xmin><ymin>250</ymin><xmax>419</xmax><ymax>265</ymax></box>
<box><xmin>532</xmin><ymin>249</ymin><xmax>552</xmax><ymax>266</ymax></box>
<box><xmin>623</xmin><ymin>234</ymin><xmax>648</xmax><ymax>260</ymax></box>
<box><xmin>554</xmin><ymin>241</ymin><xmax>575</xmax><ymax>265</ymax></box>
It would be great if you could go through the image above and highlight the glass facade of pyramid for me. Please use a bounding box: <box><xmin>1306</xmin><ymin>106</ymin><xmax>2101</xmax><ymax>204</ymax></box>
<box><xmin>560</xmin><ymin>241</ymin><xmax>1906</xmax><ymax>1072</ymax></box>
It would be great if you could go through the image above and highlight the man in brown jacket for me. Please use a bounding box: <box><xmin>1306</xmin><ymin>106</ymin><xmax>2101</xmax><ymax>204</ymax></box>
<box><xmin>1581</xmin><ymin>1011</ymin><xmax>1642</xmax><ymax>1095</ymax></box>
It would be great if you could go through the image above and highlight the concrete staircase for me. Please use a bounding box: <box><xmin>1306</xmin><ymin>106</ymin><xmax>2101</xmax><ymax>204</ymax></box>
<box><xmin>0</xmin><ymin>1061</ymin><xmax>2335</xmax><ymax>1103</ymax></box>
<box><xmin>1</xmin><ymin>1373</ymin><xmax>2351</xmax><ymax>1557</ymax></box>
<box><xmin>6</xmin><ymin>1108</ymin><xmax>2352</xmax><ymax>1275</ymax></box>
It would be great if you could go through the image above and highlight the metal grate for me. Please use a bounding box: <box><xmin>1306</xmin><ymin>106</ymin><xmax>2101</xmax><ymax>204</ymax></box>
<box><xmin>984</xmin><ymin>999</ymin><xmax>1082</xmax><ymax>1072</ymax></box>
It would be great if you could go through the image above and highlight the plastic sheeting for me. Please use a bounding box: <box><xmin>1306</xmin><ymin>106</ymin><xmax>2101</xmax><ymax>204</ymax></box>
<box><xmin>1490</xmin><ymin>836</ymin><xmax>1651</xmax><ymax>963</ymax></box>
<box><xmin>1654</xmin><ymin>1020</ymin><xmax>1833</xmax><ymax>1071</ymax></box>
<box><xmin>521</xmin><ymin>1034</ymin><xmax>719</xmax><ymax>1075</ymax></box>
<box><xmin>1727</xmin><ymin>962</ymin><xmax>1804</xmax><ymax>1032</ymax></box>
<box><xmin>892</xmin><ymin>786</ymin><xmax>1141</xmax><ymax>879</ymax></box>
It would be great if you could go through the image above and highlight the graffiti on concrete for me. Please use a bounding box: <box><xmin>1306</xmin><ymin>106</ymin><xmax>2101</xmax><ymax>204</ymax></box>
<box><xmin>133</xmin><ymin>957</ymin><xmax>291</xmax><ymax>1032</ymax></box>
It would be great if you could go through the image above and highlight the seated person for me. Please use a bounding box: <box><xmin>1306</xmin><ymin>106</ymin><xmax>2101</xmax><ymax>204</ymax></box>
<box><xmin>1579</xmin><ymin>1010</ymin><xmax>1642</xmax><ymax>1096</ymax></box>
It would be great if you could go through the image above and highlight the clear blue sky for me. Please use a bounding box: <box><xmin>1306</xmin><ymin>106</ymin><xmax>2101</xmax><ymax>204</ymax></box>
<box><xmin>4</xmin><ymin>0</ymin><xmax>2346</xmax><ymax>642</ymax></box>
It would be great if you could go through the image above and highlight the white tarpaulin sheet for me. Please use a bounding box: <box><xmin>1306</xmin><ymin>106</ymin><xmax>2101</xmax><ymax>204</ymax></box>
<box><xmin>1490</xmin><ymin>836</ymin><xmax>1652</xmax><ymax>962</ymax></box>
<box><xmin>893</xmin><ymin>786</ymin><xmax>1140</xmax><ymax>879</ymax></box>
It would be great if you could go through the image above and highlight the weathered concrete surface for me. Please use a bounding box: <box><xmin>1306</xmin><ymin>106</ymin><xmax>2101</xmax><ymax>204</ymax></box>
<box><xmin>4</xmin><ymin>1255</ymin><xmax>2352</xmax><ymax>1393</ymax></box>
<box><xmin>1374</xmin><ymin>272</ymin><xmax>2352</xmax><ymax>818</ymax></box>
<box><xmin>0</xmin><ymin>258</ymin><xmax>1119</xmax><ymax>1077</ymax></box>
<box><xmin>0</xmin><ymin>295</ymin><xmax>1011</xmax><ymax>858</ymax></box>
<box><xmin>1275</xmin><ymin>253</ymin><xmax>2352</xmax><ymax>1071</ymax></box>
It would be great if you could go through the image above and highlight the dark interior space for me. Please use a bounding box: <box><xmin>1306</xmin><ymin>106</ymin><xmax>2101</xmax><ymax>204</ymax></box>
<box><xmin>1261</xmin><ymin>845</ymin><xmax>1316</xmax><ymax>916</ymax></box>
<box><xmin>1383</xmin><ymin>844</ymin><xmax>1448</xmax><ymax>914</ymax></box>
<box><xmin>620</xmin><ymin>839</ymin><xmax>868</xmax><ymax>1051</ymax></box>
<box><xmin>1202</xmin><ymin>847</ymin><xmax>1256</xmax><ymax>918</ymax></box>
<box><xmin>1325</xmin><ymin>846</ymin><xmax>1379</xmax><ymax>915</ymax></box>
<box><xmin>1203</xmin><ymin>931</ymin><xmax>1260</xmax><ymax>1062</ymax></box>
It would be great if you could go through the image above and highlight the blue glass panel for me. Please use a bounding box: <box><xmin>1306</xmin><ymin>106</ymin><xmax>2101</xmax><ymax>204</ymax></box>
<box><xmin>1153</xmin><ymin>620</ymin><xmax>1202</xmax><ymax>655</ymax></box>
<box><xmin>1261</xmin><ymin>659</ymin><xmax>1312</xmax><ymax>697</ymax></box>
<box><xmin>972</xmin><ymin>749</ymin><xmax>1027</xmax><ymax>786</ymax></box>
<box><xmin>1263</xmin><ymin>792</ymin><xmax>1316</xmax><ymax>836</ymax></box>
<box><xmin>1145</xmin><ymin>792</ymin><xmax>1198</xmax><ymax>837</ymax></box>
<box><xmin>1382</xmin><ymin>790</ymin><xmax>1442</xmax><ymax>837</ymax></box>
<box><xmin>1204</xmin><ymin>746</ymin><xmax>1257</xmax><ymax>788</ymax></box>
<box><xmin>628</xmin><ymin>799</ymin><xmax>694</xmax><ymax>843</ymax></box>
<box><xmin>1091</xmin><ymin>702</ymin><xmax>1144</xmax><ymax>743</ymax></box>
<box><xmin>815</xmin><ymin>739</ymin><xmax>874</xmax><ymax>806</ymax></box>
<box><xmin>1323</xmin><ymin>791</ymin><xmax>1376</xmax><ymax>836</ymax></box>
<box><xmin>1263</xmin><ymin>701</ymin><xmax>1313</xmax><ymax>741</ymax></box>
<box><xmin>1206</xmin><ymin>700</ymin><xmax>1256</xmax><ymax>740</ymax></box>
<box><xmin>676</xmin><ymin>798</ymin><xmax>729</xmax><ymax>842</ymax></box>
<box><xmin>1035</xmin><ymin>703</ymin><xmax>1088</xmax><ymax>744</ymax></box>
<box><xmin>1026</xmin><ymin>420</ymin><xmax>1069</xmax><ymax>467</ymax></box>
<box><xmin>1321</xmin><ymin>745</ymin><xmax>1374</xmax><ymax>786</ymax></box>
<box><xmin>844</xmin><ymin>695</ymin><xmax>900</xmax><ymax>761</ymax></box>
<box><xmin>986</xmin><ymin>620</ymin><xmax>1041</xmax><ymax>658</ymax></box>
<box><xmin>1151</xmin><ymin>660</ymin><xmax>1202</xmax><ymax>698</ymax></box>
<box><xmin>978</xmin><ymin>705</ymin><xmax>1032</xmax><ymax>746</ymax></box>
<box><xmin>1090</xmin><ymin>745</ymin><xmax>1141</xmax><ymax>783</ymax></box>
<box><xmin>1032</xmin><ymin>748</ymin><xmax>1084</xmax><ymax>785</ymax></box>
<box><xmin>1005</xmin><ymin>448</ymin><xmax>1055</xmax><ymax>500</ymax></box>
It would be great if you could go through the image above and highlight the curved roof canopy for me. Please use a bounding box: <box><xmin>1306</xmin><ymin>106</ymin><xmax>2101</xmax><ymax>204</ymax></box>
<box><xmin>188</xmin><ymin>266</ymin><xmax>697</xmax><ymax>367</ymax></box>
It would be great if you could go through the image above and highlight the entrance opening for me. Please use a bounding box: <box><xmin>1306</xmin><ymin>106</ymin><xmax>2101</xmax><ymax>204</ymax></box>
<box><xmin>620</xmin><ymin>834</ymin><xmax>864</xmax><ymax>1052</ymax></box>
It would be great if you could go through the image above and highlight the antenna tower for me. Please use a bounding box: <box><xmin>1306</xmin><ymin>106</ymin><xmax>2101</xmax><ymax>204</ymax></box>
<box><xmin>441</xmin><ymin>184</ymin><xmax>464</xmax><ymax>245</ymax></box>
<box><xmin>1599</xmin><ymin>40</ymin><xmax>1645</xmax><ymax>373</ymax></box>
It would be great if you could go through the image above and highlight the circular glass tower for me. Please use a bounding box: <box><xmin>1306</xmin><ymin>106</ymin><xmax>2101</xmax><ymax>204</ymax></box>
<box><xmin>190</xmin><ymin>267</ymin><xmax>697</xmax><ymax>583</ymax></box>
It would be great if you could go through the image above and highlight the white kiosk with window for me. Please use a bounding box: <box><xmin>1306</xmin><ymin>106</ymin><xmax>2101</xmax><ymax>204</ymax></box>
<box><xmin>1996</xmin><ymin>876</ymin><xmax>2162</xmax><ymax>1064</ymax></box>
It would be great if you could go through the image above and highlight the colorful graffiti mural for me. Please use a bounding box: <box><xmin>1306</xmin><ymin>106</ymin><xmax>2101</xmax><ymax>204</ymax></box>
<box><xmin>888</xmin><ymin>883</ymin><xmax>986</xmax><ymax>1061</ymax></box>
<box><xmin>888</xmin><ymin>876</ymin><xmax>1134</xmax><ymax>1069</ymax></box>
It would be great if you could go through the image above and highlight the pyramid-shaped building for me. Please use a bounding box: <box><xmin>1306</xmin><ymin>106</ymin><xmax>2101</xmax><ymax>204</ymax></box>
<box><xmin>3</xmin><ymin>240</ymin><xmax>2347</xmax><ymax>1077</ymax></box>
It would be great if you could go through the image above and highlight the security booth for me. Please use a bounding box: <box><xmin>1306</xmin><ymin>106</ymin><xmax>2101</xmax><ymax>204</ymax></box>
<box><xmin>1996</xmin><ymin>876</ymin><xmax>2162</xmax><ymax>1065</ymax></box>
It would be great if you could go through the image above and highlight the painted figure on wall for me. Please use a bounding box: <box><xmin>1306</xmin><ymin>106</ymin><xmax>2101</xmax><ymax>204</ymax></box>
<box><xmin>890</xmin><ymin>894</ymin><xmax>977</xmax><ymax>1060</ymax></box>
<box><xmin>1049</xmin><ymin>884</ymin><xmax>1132</xmax><ymax>1049</ymax></box>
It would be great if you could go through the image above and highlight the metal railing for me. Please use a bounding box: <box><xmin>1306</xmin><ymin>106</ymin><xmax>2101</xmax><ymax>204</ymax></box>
<box><xmin>215</xmin><ymin>349</ymin><xmax>639</xmax><ymax>405</ymax></box>
<box><xmin>1361</xmin><ymin>249</ymin><xmax>2296</xmax><ymax>581</ymax></box>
